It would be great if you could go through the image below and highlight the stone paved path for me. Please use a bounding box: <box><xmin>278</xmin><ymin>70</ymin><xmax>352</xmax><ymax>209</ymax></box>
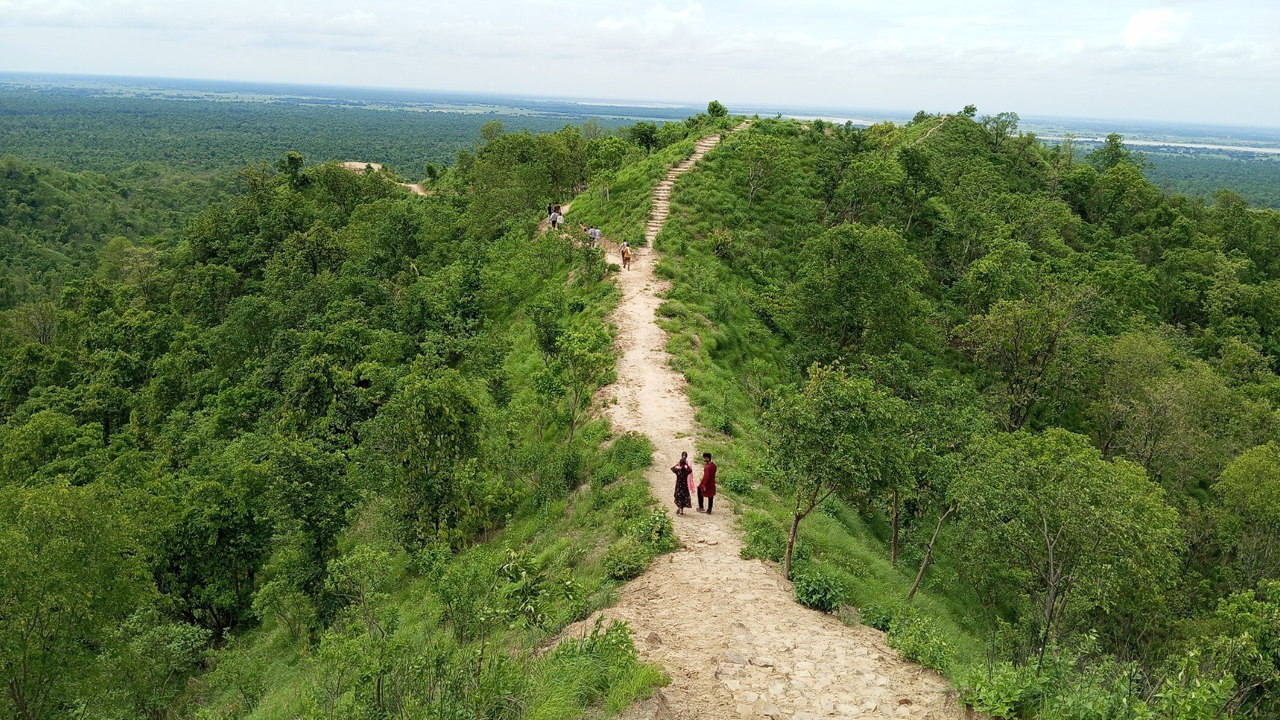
<box><xmin>564</xmin><ymin>126</ymin><xmax>971</xmax><ymax>720</ymax></box>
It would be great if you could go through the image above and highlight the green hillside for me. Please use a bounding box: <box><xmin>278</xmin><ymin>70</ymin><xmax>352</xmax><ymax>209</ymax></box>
<box><xmin>0</xmin><ymin>114</ymin><xmax>735</xmax><ymax>719</ymax></box>
<box><xmin>649</xmin><ymin>114</ymin><xmax>1280</xmax><ymax>718</ymax></box>
<box><xmin>2</xmin><ymin>101</ymin><xmax>1280</xmax><ymax>720</ymax></box>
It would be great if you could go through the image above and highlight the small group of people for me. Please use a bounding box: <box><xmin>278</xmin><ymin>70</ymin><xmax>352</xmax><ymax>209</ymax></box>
<box><xmin>671</xmin><ymin>451</ymin><xmax>716</xmax><ymax>515</ymax></box>
<box><xmin>579</xmin><ymin>223</ymin><xmax>602</xmax><ymax>248</ymax></box>
<box><xmin>546</xmin><ymin>203</ymin><xmax>565</xmax><ymax>229</ymax></box>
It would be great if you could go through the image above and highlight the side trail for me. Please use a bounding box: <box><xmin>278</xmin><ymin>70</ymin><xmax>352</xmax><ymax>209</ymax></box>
<box><xmin>567</xmin><ymin>127</ymin><xmax>971</xmax><ymax>720</ymax></box>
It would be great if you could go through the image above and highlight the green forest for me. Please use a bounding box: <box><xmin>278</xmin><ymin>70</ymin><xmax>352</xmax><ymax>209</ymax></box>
<box><xmin>2</xmin><ymin>93</ymin><xmax>1280</xmax><ymax>720</ymax></box>
<box><xmin>0</xmin><ymin>87</ymin><xmax>626</xmax><ymax>177</ymax></box>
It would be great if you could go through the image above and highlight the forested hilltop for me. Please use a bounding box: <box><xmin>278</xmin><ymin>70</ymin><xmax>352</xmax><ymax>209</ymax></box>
<box><xmin>618</xmin><ymin>110</ymin><xmax>1280</xmax><ymax>718</ymax></box>
<box><xmin>2</xmin><ymin>98</ymin><xmax>1280</xmax><ymax>720</ymax></box>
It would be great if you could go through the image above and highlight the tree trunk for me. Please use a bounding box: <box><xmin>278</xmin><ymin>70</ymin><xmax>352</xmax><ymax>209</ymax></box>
<box><xmin>908</xmin><ymin>506</ymin><xmax>952</xmax><ymax>600</ymax></box>
<box><xmin>784</xmin><ymin>514</ymin><xmax>802</xmax><ymax>579</ymax></box>
<box><xmin>890</xmin><ymin>489</ymin><xmax>900</xmax><ymax>566</ymax></box>
<box><xmin>10</xmin><ymin>678</ymin><xmax>30</xmax><ymax>720</ymax></box>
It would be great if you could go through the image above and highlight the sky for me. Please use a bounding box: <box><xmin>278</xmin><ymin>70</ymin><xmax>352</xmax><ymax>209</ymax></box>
<box><xmin>0</xmin><ymin>0</ymin><xmax>1277</xmax><ymax>126</ymax></box>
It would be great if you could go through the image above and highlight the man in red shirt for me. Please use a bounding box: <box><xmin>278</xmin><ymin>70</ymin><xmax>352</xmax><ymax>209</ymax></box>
<box><xmin>698</xmin><ymin>452</ymin><xmax>717</xmax><ymax>514</ymax></box>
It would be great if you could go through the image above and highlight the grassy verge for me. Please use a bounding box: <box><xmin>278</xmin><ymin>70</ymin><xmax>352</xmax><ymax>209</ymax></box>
<box><xmin>569</xmin><ymin>116</ymin><xmax>741</xmax><ymax>246</ymax></box>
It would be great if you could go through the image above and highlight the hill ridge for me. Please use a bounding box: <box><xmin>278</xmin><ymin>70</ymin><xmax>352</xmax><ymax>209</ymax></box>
<box><xmin>569</xmin><ymin>124</ymin><xmax>969</xmax><ymax>720</ymax></box>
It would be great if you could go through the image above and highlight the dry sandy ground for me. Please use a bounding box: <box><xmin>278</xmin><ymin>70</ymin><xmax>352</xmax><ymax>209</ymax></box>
<box><xmin>563</xmin><ymin>127</ymin><xmax>973</xmax><ymax>720</ymax></box>
<box><xmin>341</xmin><ymin>161</ymin><xmax>429</xmax><ymax>195</ymax></box>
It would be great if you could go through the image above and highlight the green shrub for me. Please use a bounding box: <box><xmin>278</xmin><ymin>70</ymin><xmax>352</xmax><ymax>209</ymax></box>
<box><xmin>623</xmin><ymin>508</ymin><xmax>678</xmax><ymax>554</ymax></box>
<box><xmin>607</xmin><ymin>432</ymin><xmax>654</xmax><ymax>473</ymax></box>
<box><xmin>958</xmin><ymin>662</ymin><xmax>1045</xmax><ymax>719</ymax></box>
<box><xmin>886</xmin><ymin>611</ymin><xmax>955</xmax><ymax>672</ymax></box>
<box><xmin>739</xmin><ymin>510</ymin><xmax>786</xmax><ymax>563</ymax></box>
<box><xmin>792</xmin><ymin>563</ymin><xmax>846</xmax><ymax>613</ymax></box>
<box><xmin>721</xmin><ymin>472</ymin><xmax>751</xmax><ymax>495</ymax></box>
<box><xmin>603</xmin><ymin>537</ymin><xmax>653</xmax><ymax>581</ymax></box>
<box><xmin>859</xmin><ymin>602</ymin><xmax>898</xmax><ymax>632</ymax></box>
<box><xmin>590</xmin><ymin>462</ymin><xmax>621</xmax><ymax>489</ymax></box>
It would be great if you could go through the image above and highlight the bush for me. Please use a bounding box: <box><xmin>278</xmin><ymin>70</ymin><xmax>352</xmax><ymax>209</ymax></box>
<box><xmin>887</xmin><ymin>611</ymin><xmax>955</xmax><ymax>673</ymax></box>
<box><xmin>739</xmin><ymin>510</ymin><xmax>786</xmax><ymax>563</ymax></box>
<box><xmin>959</xmin><ymin>662</ymin><xmax>1044</xmax><ymax>719</ymax></box>
<box><xmin>603</xmin><ymin>537</ymin><xmax>653</xmax><ymax>581</ymax></box>
<box><xmin>722</xmin><ymin>472</ymin><xmax>751</xmax><ymax>495</ymax></box>
<box><xmin>607</xmin><ymin>432</ymin><xmax>654</xmax><ymax>473</ymax></box>
<box><xmin>590</xmin><ymin>462</ymin><xmax>622</xmax><ymax>490</ymax></box>
<box><xmin>613</xmin><ymin>480</ymin><xmax>648</xmax><ymax>513</ymax></box>
<box><xmin>623</xmin><ymin>507</ymin><xmax>678</xmax><ymax>554</ymax></box>
<box><xmin>792</xmin><ymin>563</ymin><xmax>846</xmax><ymax>613</ymax></box>
<box><xmin>859</xmin><ymin>602</ymin><xmax>898</xmax><ymax>632</ymax></box>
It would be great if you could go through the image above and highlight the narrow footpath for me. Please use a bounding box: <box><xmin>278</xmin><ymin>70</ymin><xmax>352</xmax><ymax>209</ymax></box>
<box><xmin>571</xmin><ymin>126</ymin><xmax>970</xmax><ymax>720</ymax></box>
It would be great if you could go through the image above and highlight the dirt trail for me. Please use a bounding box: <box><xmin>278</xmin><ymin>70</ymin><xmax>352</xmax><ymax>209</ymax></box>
<box><xmin>570</xmin><ymin>126</ymin><xmax>969</xmax><ymax>720</ymax></box>
<box><xmin>911</xmin><ymin>115</ymin><xmax>950</xmax><ymax>146</ymax></box>
<box><xmin>341</xmin><ymin>161</ymin><xmax>429</xmax><ymax>195</ymax></box>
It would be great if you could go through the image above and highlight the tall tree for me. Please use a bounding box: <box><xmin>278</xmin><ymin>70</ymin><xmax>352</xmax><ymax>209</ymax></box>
<box><xmin>950</xmin><ymin>429</ymin><xmax>1179</xmax><ymax>668</ymax></box>
<box><xmin>787</xmin><ymin>224</ymin><xmax>931</xmax><ymax>362</ymax></box>
<box><xmin>764</xmin><ymin>363</ymin><xmax>907</xmax><ymax>577</ymax></box>
<box><xmin>956</xmin><ymin>286</ymin><xmax>1094</xmax><ymax>431</ymax></box>
<box><xmin>1215</xmin><ymin>443</ymin><xmax>1280</xmax><ymax>590</ymax></box>
<box><xmin>0</xmin><ymin>482</ymin><xmax>146</xmax><ymax>720</ymax></box>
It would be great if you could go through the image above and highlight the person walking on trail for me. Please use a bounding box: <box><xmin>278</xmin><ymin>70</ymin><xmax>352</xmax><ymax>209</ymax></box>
<box><xmin>621</xmin><ymin>241</ymin><xmax>632</xmax><ymax>270</ymax></box>
<box><xmin>697</xmin><ymin>452</ymin><xmax>717</xmax><ymax>514</ymax></box>
<box><xmin>672</xmin><ymin>452</ymin><xmax>693</xmax><ymax>515</ymax></box>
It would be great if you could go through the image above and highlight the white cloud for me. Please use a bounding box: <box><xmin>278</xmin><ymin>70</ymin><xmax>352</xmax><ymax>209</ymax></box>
<box><xmin>1122</xmin><ymin>8</ymin><xmax>1190</xmax><ymax>49</ymax></box>
<box><xmin>596</xmin><ymin>2</ymin><xmax>703</xmax><ymax>36</ymax></box>
<box><xmin>0</xmin><ymin>0</ymin><xmax>1275</xmax><ymax>125</ymax></box>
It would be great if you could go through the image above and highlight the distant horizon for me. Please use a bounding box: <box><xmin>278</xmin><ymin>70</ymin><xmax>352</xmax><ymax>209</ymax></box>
<box><xmin>5</xmin><ymin>69</ymin><xmax>1280</xmax><ymax>135</ymax></box>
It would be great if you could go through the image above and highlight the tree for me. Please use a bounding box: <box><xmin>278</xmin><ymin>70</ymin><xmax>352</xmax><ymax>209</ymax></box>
<box><xmin>627</xmin><ymin>122</ymin><xmax>659</xmax><ymax>154</ymax></box>
<box><xmin>1206</xmin><ymin>581</ymin><xmax>1280</xmax><ymax>716</ymax></box>
<box><xmin>99</xmin><ymin>608</ymin><xmax>211</xmax><ymax>720</ymax></box>
<box><xmin>479</xmin><ymin>120</ymin><xmax>505</xmax><ymax>143</ymax></box>
<box><xmin>156</xmin><ymin>480</ymin><xmax>271</xmax><ymax>631</ymax></box>
<box><xmin>558</xmin><ymin>322</ymin><xmax>612</xmax><ymax>445</ymax></box>
<box><xmin>276</xmin><ymin>151</ymin><xmax>305</xmax><ymax>188</ymax></box>
<box><xmin>707</xmin><ymin>100</ymin><xmax>728</xmax><ymax>118</ymax></box>
<box><xmin>786</xmin><ymin>224</ymin><xmax>930</xmax><ymax>362</ymax></box>
<box><xmin>283</xmin><ymin>222</ymin><xmax>344</xmax><ymax>277</ymax></box>
<box><xmin>587</xmin><ymin>135</ymin><xmax>633</xmax><ymax>205</ymax></box>
<box><xmin>980</xmin><ymin>111</ymin><xmax>1020</xmax><ymax>152</ymax></box>
<box><xmin>372</xmin><ymin>368</ymin><xmax>482</xmax><ymax>549</ymax></box>
<box><xmin>0</xmin><ymin>482</ymin><xmax>146</xmax><ymax>720</ymax></box>
<box><xmin>739</xmin><ymin>133</ymin><xmax>787</xmax><ymax>206</ymax></box>
<box><xmin>1088</xmin><ymin>132</ymin><xmax>1145</xmax><ymax>171</ymax></box>
<box><xmin>260</xmin><ymin>438</ymin><xmax>353</xmax><ymax>619</ymax></box>
<box><xmin>830</xmin><ymin>153</ymin><xmax>904</xmax><ymax>224</ymax></box>
<box><xmin>1215</xmin><ymin>444</ymin><xmax>1280</xmax><ymax>589</ymax></box>
<box><xmin>950</xmin><ymin>429</ymin><xmax>1179</xmax><ymax>669</ymax></box>
<box><xmin>956</xmin><ymin>286</ymin><xmax>1093</xmax><ymax>431</ymax></box>
<box><xmin>764</xmin><ymin>363</ymin><xmax>907</xmax><ymax>577</ymax></box>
